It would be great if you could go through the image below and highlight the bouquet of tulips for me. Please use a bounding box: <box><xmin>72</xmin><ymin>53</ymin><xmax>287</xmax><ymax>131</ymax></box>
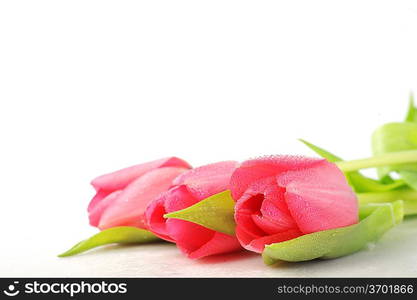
<box><xmin>60</xmin><ymin>98</ymin><xmax>417</xmax><ymax>265</ymax></box>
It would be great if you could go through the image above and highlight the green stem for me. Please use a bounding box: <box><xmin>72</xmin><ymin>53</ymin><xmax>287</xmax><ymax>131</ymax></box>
<box><xmin>336</xmin><ymin>150</ymin><xmax>417</xmax><ymax>172</ymax></box>
<box><xmin>357</xmin><ymin>189</ymin><xmax>417</xmax><ymax>215</ymax></box>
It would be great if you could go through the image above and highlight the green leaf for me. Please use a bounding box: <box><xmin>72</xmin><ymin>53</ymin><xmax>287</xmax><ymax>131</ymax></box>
<box><xmin>58</xmin><ymin>226</ymin><xmax>160</xmax><ymax>257</ymax></box>
<box><xmin>347</xmin><ymin>173</ymin><xmax>405</xmax><ymax>192</ymax></box>
<box><xmin>164</xmin><ymin>190</ymin><xmax>236</xmax><ymax>235</ymax></box>
<box><xmin>370</xmin><ymin>99</ymin><xmax>417</xmax><ymax>190</ymax></box>
<box><xmin>398</xmin><ymin>170</ymin><xmax>417</xmax><ymax>190</ymax></box>
<box><xmin>299</xmin><ymin>139</ymin><xmax>405</xmax><ymax>192</ymax></box>
<box><xmin>405</xmin><ymin>93</ymin><xmax>417</xmax><ymax>123</ymax></box>
<box><xmin>262</xmin><ymin>200</ymin><xmax>403</xmax><ymax>264</ymax></box>
<box><xmin>357</xmin><ymin>188</ymin><xmax>417</xmax><ymax>215</ymax></box>
<box><xmin>299</xmin><ymin>139</ymin><xmax>342</xmax><ymax>162</ymax></box>
<box><xmin>358</xmin><ymin>202</ymin><xmax>402</xmax><ymax>221</ymax></box>
<box><xmin>372</xmin><ymin>122</ymin><xmax>417</xmax><ymax>179</ymax></box>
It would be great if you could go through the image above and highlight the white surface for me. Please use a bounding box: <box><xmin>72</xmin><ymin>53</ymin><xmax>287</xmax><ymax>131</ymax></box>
<box><xmin>3</xmin><ymin>217</ymin><xmax>417</xmax><ymax>277</ymax></box>
<box><xmin>1</xmin><ymin>1</ymin><xmax>417</xmax><ymax>277</ymax></box>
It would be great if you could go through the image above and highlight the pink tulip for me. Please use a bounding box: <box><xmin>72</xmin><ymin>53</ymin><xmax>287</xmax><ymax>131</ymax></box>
<box><xmin>146</xmin><ymin>161</ymin><xmax>242</xmax><ymax>259</ymax></box>
<box><xmin>88</xmin><ymin>157</ymin><xmax>191</xmax><ymax>230</ymax></box>
<box><xmin>230</xmin><ymin>155</ymin><xmax>358</xmax><ymax>253</ymax></box>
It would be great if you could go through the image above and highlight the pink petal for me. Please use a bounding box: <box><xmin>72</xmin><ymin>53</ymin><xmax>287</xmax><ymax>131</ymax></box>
<box><xmin>277</xmin><ymin>160</ymin><xmax>359</xmax><ymax>234</ymax></box>
<box><xmin>146</xmin><ymin>161</ymin><xmax>241</xmax><ymax>258</ymax></box>
<box><xmin>173</xmin><ymin>161</ymin><xmax>238</xmax><ymax>200</ymax></box>
<box><xmin>260</xmin><ymin>183</ymin><xmax>292</xmax><ymax>218</ymax></box>
<box><xmin>164</xmin><ymin>185</ymin><xmax>199</xmax><ymax>213</ymax></box>
<box><xmin>230</xmin><ymin>155</ymin><xmax>322</xmax><ymax>200</ymax></box>
<box><xmin>144</xmin><ymin>196</ymin><xmax>175</xmax><ymax>242</ymax></box>
<box><xmin>88</xmin><ymin>190</ymin><xmax>111</xmax><ymax>213</ymax></box>
<box><xmin>244</xmin><ymin>229</ymin><xmax>303</xmax><ymax>253</ymax></box>
<box><xmin>166</xmin><ymin>218</ymin><xmax>215</xmax><ymax>254</ymax></box>
<box><xmin>88</xmin><ymin>190</ymin><xmax>122</xmax><ymax>227</ymax></box>
<box><xmin>145</xmin><ymin>185</ymin><xmax>197</xmax><ymax>242</ymax></box>
<box><xmin>234</xmin><ymin>224</ymin><xmax>261</xmax><ymax>251</ymax></box>
<box><xmin>166</xmin><ymin>219</ymin><xmax>241</xmax><ymax>259</ymax></box>
<box><xmin>234</xmin><ymin>177</ymin><xmax>297</xmax><ymax>236</ymax></box>
<box><xmin>234</xmin><ymin>193</ymin><xmax>268</xmax><ymax>238</ymax></box>
<box><xmin>98</xmin><ymin>166</ymin><xmax>188</xmax><ymax>230</ymax></box>
<box><xmin>90</xmin><ymin>156</ymin><xmax>191</xmax><ymax>194</ymax></box>
<box><xmin>231</xmin><ymin>155</ymin><xmax>358</xmax><ymax>253</ymax></box>
<box><xmin>251</xmin><ymin>215</ymin><xmax>293</xmax><ymax>235</ymax></box>
<box><xmin>88</xmin><ymin>157</ymin><xmax>190</xmax><ymax>214</ymax></box>
<box><xmin>187</xmin><ymin>232</ymin><xmax>242</xmax><ymax>259</ymax></box>
<box><xmin>234</xmin><ymin>192</ymin><xmax>300</xmax><ymax>252</ymax></box>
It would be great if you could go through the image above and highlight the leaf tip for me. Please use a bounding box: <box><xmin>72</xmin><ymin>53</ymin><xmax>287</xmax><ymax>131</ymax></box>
<box><xmin>163</xmin><ymin>212</ymin><xmax>177</xmax><ymax>219</ymax></box>
<box><xmin>298</xmin><ymin>138</ymin><xmax>317</xmax><ymax>150</ymax></box>
<box><xmin>262</xmin><ymin>249</ymin><xmax>276</xmax><ymax>266</ymax></box>
<box><xmin>57</xmin><ymin>251</ymin><xmax>72</xmax><ymax>258</ymax></box>
<box><xmin>298</xmin><ymin>138</ymin><xmax>316</xmax><ymax>150</ymax></box>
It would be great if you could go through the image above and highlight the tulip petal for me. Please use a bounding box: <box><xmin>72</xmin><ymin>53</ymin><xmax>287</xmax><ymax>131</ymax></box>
<box><xmin>88</xmin><ymin>190</ymin><xmax>111</xmax><ymax>213</ymax></box>
<box><xmin>187</xmin><ymin>232</ymin><xmax>242</xmax><ymax>259</ymax></box>
<box><xmin>145</xmin><ymin>185</ymin><xmax>197</xmax><ymax>242</ymax></box>
<box><xmin>87</xmin><ymin>157</ymin><xmax>191</xmax><ymax>212</ymax></box>
<box><xmin>235</xmin><ymin>189</ymin><xmax>300</xmax><ymax>252</ymax></box>
<box><xmin>166</xmin><ymin>218</ymin><xmax>241</xmax><ymax>259</ymax></box>
<box><xmin>259</xmin><ymin>200</ymin><xmax>296</xmax><ymax>231</ymax></box>
<box><xmin>147</xmin><ymin>161</ymin><xmax>241</xmax><ymax>259</ymax></box>
<box><xmin>164</xmin><ymin>185</ymin><xmax>199</xmax><ymax>213</ymax></box>
<box><xmin>144</xmin><ymin>196</ymin><xmax>175</xmax><ymax>242</ymax></box>
<box><xmin>173</xmin><ymin>161</ymin><xmax>238</xmax><ymax>200</ymax></box>
<box><xmin>251</xmin><ymin>215</ymin><xmax>292</xmax><ymax>235</ymax></box>
<box><xmin>234</xmin><ymin>177</ymin><xmax>297</xmax><ymax>237</ymax></box>
<box><xmin>166</xmin><ymin>218</ymin><xmax>215</xmax><ymax>254</ymax></box>
<box><xmin>230</xmin><ymin>155</ymin><xmax>322</xmax><ymax>200</ymax></box>
<box><xmin>234</xmin><ymin>224</ymin><xmax>260</xmax><ymax>251</ymax></box>
<box><xmin>277</xmin><ymin>160</ymin><xmax>359</xmax><ymax>234</ymax></box>
<box><xmin>88</xmin><ymin>157</ymin><xmax>191</xmax><ymax>213</ymax></box>
<box><xmin>89</xmin><ymin>190</ymin><xmax>122</xmax><ymax>227</ymax></box>
<box><xmin>98</xmin><ymin>167</ymin><xmax>188</xmax><ymax>230</ymax></box>
<box><xmin>243</xmin><ymin>228</ymin><xmax>302</xmax><ymax>253</ymax></box>
<box><xmin>235</xmin><ymin>193</ymin><xmax>268</xmax><ymax>238</ymax></box>
<box><xmin>91</xmin><ymin>157</ymin><xmax>191</xmax><ymax>192</ymax></box>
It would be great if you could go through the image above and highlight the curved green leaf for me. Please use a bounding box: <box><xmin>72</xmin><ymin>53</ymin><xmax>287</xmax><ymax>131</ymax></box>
<box><xmin>58</xmin><ymin>226</ymin><xmax>160</xmax><ymax>257</ymax></box>
<box><xmin>358</xmin><ymin>202</ymin><xmax>402</xmax><ymax>220</ymax></box>
<box><xmin>357</xmin><ymin>189</ymin><xmax>417</xmax><ymax>215</ymax></box>
<box><xmin>262</xmin><ymin>200</ymin><xmax>404</xmax><ymax>264</ymax></box>
<box><xmin>372</xmin><ymin>122</ymin><xmax>417</xmax><ymax>179</ymax></box>
<box><xmin>164</xmin><ymin>190</ymin><xmax>236</xmax><ymax>235</ymax></box>
<box><xmin>299</xmin><ymin>139</ymin><xmax>343</xmax><ymax>162</ymax></box>
<box><xmin>397</xmin><ymin>170</ymin><xmax>417</xmax><ymax>190</ymax></box>
<box><xmin>347</xmin><ymin>173</ymin><xmax>405</xmax><ymax>192</ymax></box>
<box><xmin>299</xmin><ymin>139</ymin><xmax>405</xmax><ymax>192</ymax></box>
<box><xmin>370</xmin><ymin>99</ymin><xmax>417</xmax><ymax>190</ymax></box>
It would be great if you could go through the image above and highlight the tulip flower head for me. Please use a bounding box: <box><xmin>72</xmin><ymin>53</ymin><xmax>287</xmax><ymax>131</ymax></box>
<box><xmin>146</xmin><ymin>161</ymin><xmax>243</xmax><ymax>259</ymax></box>
<box><xmin>230</xmin><ymin>155</ymin><xmax>359</xmax><ymax>253</ymax></box>
<box><xmin>88</xmin><ymin>157</ymin><xmax>191</xmax><ymax>230</ymax></box>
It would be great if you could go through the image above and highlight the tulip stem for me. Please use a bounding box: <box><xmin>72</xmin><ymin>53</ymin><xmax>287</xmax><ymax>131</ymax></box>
<box><xmin>335</xmin><ymin>150</ymin><xmax>417</xmax><ymax>172</ymax></box>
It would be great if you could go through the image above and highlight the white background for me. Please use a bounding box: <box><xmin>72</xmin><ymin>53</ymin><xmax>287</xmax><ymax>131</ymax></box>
<box><xmin>1</xmin><ymin>0</ymin><xmax>417</xmax><ymax>277</ymax></box>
